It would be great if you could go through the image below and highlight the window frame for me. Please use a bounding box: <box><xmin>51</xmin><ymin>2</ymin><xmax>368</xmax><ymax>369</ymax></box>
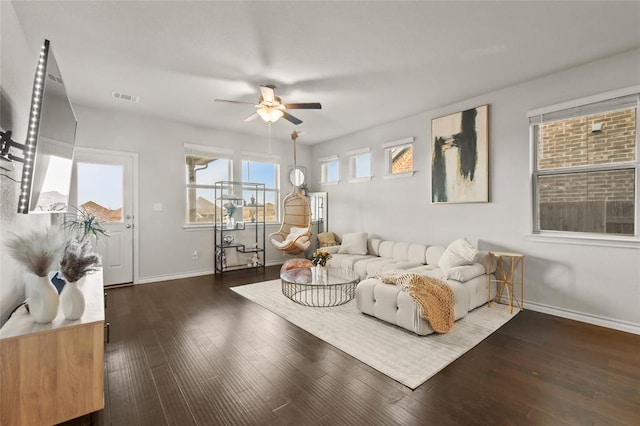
<box><xmin>320</xmin><ymin>155</ymin><xmax>340</xmax><ymax>185</ymax></box>
<box><xmin>529</xmin><ymin>87</ymin><xmax>640</xmax><ymax>245</ymax></box>
<box><xmin>382</xmin><ymin>137</ymin><xmax>415</xmax><ymax>178</ymax></box>
<box><xmin>347</xmin><ymin>147</ymin><xmax>372</xmax><ymax>183</ymax></box>
<box><xmin>184</xmin><ymin>144</ymin><xmax>233</xmax><ymax>226</ymax></box>
<box><xmin>241</xmin><ymin>154</ymin><xmax>280</xmax><ymax>224</ymax></box>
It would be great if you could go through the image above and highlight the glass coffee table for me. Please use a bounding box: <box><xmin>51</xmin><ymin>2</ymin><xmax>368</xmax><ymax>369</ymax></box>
<box><xmin>280</xmin><ymin>267</ymin><xmax>360</xmax><ymax>307</ymax></box>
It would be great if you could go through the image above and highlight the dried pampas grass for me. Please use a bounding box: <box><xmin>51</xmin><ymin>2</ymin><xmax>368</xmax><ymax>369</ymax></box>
<box><xmin>6</xmin><ymin>227</ymin><xmax>66</xmax><ymax>277</ymax></box>
<box><xmin>60</xmin><ymin>238</ymin><xmax>101</xmax><ymax>282</ymax></box>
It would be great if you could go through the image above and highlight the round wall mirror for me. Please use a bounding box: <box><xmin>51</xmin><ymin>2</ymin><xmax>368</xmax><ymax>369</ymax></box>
<box><xmin>289</xmin><ymin>167</ymin><xmax>305</xmax><ymax>186</ymax></box>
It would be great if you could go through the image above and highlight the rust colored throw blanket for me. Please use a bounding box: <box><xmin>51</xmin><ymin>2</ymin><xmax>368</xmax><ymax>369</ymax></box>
<box><xmin>377</xmin><ymin>272</ymin><xmax>455</xmax><ymax>333</ymax></box>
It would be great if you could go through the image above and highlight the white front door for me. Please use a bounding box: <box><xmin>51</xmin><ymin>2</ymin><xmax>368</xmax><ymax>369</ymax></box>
<box><xmin>71</xmin><ymin>148</ymin><xmax>136</xmax><ymax>286</ymax></box>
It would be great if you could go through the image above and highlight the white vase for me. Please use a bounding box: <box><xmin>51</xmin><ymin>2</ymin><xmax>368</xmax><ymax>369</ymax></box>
<box><xmin>315</xmin><ymin>265</ymin><xmax>328</xmax><ymax>283</ymax></box>
<box><xmin>60</xmin><ymin>277</ymin><xmax>86</xmax><ymax>320</ymax></box>
<box><xmin>26</xmin><ymin>274</ymin><xmax>59</xmax><ymax>323</ymax></box>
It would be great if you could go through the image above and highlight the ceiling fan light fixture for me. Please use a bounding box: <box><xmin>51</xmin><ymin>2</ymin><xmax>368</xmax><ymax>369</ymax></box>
<box><xmin>257</xmin><ymin>107</ymin><xmax>284</xmax><ymax>123</ymax></box>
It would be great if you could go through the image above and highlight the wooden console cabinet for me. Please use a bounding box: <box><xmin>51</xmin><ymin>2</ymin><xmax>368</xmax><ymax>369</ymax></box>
<box><xmin>0</xmin><ymin>270</ymin><xmax>105</xmax><ymax>425</ymax></box>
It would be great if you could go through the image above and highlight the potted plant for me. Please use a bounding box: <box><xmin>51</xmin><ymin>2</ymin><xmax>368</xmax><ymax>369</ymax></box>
<box><xmin>6</xmin><ymin>227</ymin><xmax>66</xmax><ymax>323</ymax></box>
<box><xmin>224</xmin><ymin>202</ymin><xmax>237</xmax><ymax>228</ymax></box>
<box><xmin>63</xmin><ymin>206</ymin><xmax>108</xmax><ymax>247</ymax></box>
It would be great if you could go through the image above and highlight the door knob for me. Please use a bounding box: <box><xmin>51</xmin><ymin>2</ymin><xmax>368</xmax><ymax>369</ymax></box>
<box><xmin>125</xmin><ymin>224</ymin><xmax>132</xmax><ymax>228</ymax></box>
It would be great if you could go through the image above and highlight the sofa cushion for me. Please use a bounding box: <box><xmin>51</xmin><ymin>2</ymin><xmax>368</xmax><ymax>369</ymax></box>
<box><xmin>392</xmin><ymin>241</ymin><xmax>410</xmax><ymax>261</ymax></box>
<box><xmin>380</xmin><ymin>261</ymin><xmax>423</xmax><ymax>273</ymax></box>
<box><xmin>439</xmin><ymin>238</ymin><xmax>479</xmax><ymax>269</ymax></box>
<box><xmin>328</xmin><ymin>253</ymin><xmax>372</xmax><ymax>270</ymax></box>
<box><xmin>407</xmin><ymin>243</ymin><xmax>428</xmax><ymax>264</ymax></box>
<box><xmin>367</xmin><ymin>238</ymin><xmax>382</xmax><ymax>256</ymax></box>
<box><xmin>365</xmin><ymin>258</ymin><xmax>397</xmax><ymax>276</ymax></box>
<box><xmin>378</xmin><ymin>241</ymin><xmax>396</xmax><ymax>258</ymax></box>
<box><xmin>338</xmin><ymin>232</ymin><xmax>368</xmax><ymax>255</ymax></box>
<box><xmin>413</xmin><ymin>267</ymin><xmax>447</xmax><ymax>281</ymax></box>
<box><xmin>426</xmin><ymin>246</ymin><xmax>445</xmax><ymax>265</ymax></box>
<box><xmin>445</xmin><ymin>263</ymin><xmax>486</xmax><ymax>282</ymax></box>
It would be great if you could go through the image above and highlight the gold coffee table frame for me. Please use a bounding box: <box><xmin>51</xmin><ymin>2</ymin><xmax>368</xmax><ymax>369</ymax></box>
<box><xmin>487</xmin><ymin>251</ymin><xmax>524</xmax><ymax>314</ymax></box>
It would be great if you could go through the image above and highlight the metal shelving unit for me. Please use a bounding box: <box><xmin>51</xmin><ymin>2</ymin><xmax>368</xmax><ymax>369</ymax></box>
<box><xmin>214</xmin><ymin>181</ymin><xmax>266</xmax><ymax>273</ymax></box>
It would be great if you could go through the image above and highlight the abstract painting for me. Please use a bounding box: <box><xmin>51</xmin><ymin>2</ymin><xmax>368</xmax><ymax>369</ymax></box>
<box><xmin>431</xmin><ymin>105</ymin><xmax>489</xmax><ymax>203</ymax></box>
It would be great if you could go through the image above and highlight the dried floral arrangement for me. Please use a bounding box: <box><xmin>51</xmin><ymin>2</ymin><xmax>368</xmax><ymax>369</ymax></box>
<box><xmin>59</xmin><ymin>238</ymin><xmax>101</xmax><ymax>282</ymax></box>
<box><xmin>6</xmin><ymin>227</ymin><xmax>66</xmax><ymax>277</ymax></box>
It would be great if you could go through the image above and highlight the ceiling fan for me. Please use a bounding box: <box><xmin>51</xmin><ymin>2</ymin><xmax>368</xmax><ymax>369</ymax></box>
<box><xmin>215</xmin><ymin>85</ymin><xmax>321</xmax><ymax>125</ymax></box>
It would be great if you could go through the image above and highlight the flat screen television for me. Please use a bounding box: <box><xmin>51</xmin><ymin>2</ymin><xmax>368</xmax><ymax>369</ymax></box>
<box><xmin>18</xmin><ymin>39</ymin><xmax>77</xmax><ymax>213</ymax></box>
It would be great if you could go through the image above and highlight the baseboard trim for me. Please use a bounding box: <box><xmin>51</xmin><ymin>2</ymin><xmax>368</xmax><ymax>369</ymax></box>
<box><xmin>523</xmin><ymin>300</ymin><xmax>640</xmax><ymax>336</ymax></box>
<box><xmin>135</xmin><ymin>262</ymin><xmax>285</xmax><ymax>284</ymax></box>
<box><xmin>136</xmin><ymin>269</ymin><xmax>215</xmax><ymax>284</ymax></box>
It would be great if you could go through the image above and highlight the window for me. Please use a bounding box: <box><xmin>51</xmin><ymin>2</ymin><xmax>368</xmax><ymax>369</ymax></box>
<box><xmin>383</xmin><ymin>137</ymin><xmax>414</xmax><ymax>177</ymax></box>
<box><xmin>185</xmin><ymin>145</ymin><xmax>232</xmax><ymax>224</ymax></box>
<box><xmin>320</xmin><ymin>155</ymin><xmax>339</xmax><ymax>184</ymax></box>
<box><xmin>530</xmin><ymin>92</ymin><xmax>638</xmax><ymax>237</ymax></box>
<box><xmin>242</xmin><ymin>158</ymin><xmax>279</xmax><ymax>222</ymax></box>
<box><xmin>348</xmin><ymin>148</ymin><xmax>372</xmax><ymax>182</ymax></box>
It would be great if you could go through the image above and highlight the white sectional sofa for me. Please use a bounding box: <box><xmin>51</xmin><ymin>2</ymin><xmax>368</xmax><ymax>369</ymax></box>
<box><xmin>324</xmin><ymin>233</ymin><xmax>496</xmax><ymax>335</ymax></box>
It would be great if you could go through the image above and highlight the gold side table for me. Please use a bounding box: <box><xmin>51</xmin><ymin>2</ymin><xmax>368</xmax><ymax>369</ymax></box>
<box><xmin>487</xmin><ymin>251</ymin><xmax>524</xmax><ymax>314</ymax></box>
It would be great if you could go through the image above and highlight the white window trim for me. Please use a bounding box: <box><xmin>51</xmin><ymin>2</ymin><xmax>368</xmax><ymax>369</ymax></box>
<box><xmin>527</xmin><ymin>85</ymin><xmax>640</xmax><ymax>119</ymax></box>
<box><xmin>529</xmin><ymin>87</ymin><xmax>640</xmax><ymax>246</ymax></box>
<box><xmin>320</xmin><ymin>155</ymin><xmax>340</xmax><ymax>185</ymax></box>
<box><xmin>383</xmin><ymin>137</ymin><xmax>415</xmax><ymax>177</ymax></box>
<box><xmin>381</xmin><ymin>137</ymin><xmax>414</xmax><ymax>149</ymax></box>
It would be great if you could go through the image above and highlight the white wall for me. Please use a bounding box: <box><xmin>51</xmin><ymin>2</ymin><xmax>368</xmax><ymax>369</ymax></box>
<box><xmin>0</xmin><ymin>2</ymin><xmax>52</xmax><ymax>325</ymax></box>
<box><xmin>310</xmin><ymin>49</ymin><xmax>640</xmax><ymax>334</ymax></box>
<box><xmin>73</xmin><ymin>105</ymin><xmax>311</xmax><ymax>282</ymax></box>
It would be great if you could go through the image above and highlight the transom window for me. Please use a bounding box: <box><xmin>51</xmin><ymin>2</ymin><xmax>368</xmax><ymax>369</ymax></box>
<box><xmin>320</xmin><ymin>156</ymin><xmax>339</xmax><ymax>184</ymax></box>
<box><xmin>383</xmin><ymin>137</ymin><xmax>414</xmax><ymax>176</ymax></box>
<box><xmin>242</xmin><ymin>159</ymin><xmax>279</xmax><ymax>222</ymax></box>
<box><xmin>530</xmin><ymin>92</ymin><xmax>639</xmax><ymax>237</ymax></box>
<box><xmin>348</xmin><ymin>148</ymin><xmax>372</xmax><ymax>182</ymax></box>
<box><xmin>185</xmin><ymin>146</ymin><xmax>232</xmax><ymax>224</ymax></box>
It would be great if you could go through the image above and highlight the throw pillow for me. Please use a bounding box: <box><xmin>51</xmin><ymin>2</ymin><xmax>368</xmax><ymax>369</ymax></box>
<box><xmin>317</xmin><ymin>232</ymin><xmax>338</xmax><ymax>247</ymax></box>
<box><xmin>337</xmin><ymin>232</ymin><xmax>368</xmax><ymax>255</ymax></box>
<box><xmin>439</xmin><ymin>238</ymin><xmax>479</xmax><ymax>270</ymax></box>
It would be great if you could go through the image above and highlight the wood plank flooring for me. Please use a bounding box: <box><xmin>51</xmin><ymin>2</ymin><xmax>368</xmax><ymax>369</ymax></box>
<box><xmin>61</xmin><ymin>266</ymin><xmax>640</xmax><ymax>425</ymax></box>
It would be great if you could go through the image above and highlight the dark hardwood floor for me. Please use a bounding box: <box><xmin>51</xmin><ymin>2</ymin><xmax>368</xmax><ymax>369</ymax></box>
<box><xmin>61</xmin><ymin>266</ymin><xmax>640</xmax><ymax>425</ymax></box>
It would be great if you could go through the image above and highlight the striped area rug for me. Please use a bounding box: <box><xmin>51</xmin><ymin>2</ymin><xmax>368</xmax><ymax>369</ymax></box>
<box><xmin>231</xmin><ymin>279</ymin><xmax>518</xmax><ymax>389</ymax></box>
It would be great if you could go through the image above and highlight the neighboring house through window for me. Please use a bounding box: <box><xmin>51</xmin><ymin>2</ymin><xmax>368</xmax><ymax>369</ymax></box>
<box><xmin>185</xmin><ymin>144</ymin><xmax>232</xmax><ymax>224</ymax></box>
<box><xmin>383</xmin><ymin>137</ymin><xmax>414</xmax><ymax>177</ymax></box>
<box><xmin>242</xmin><ymin>156</ymin><xmax>280</xmax><ymax>223</ymax></box>
<box><xmin>530</xmin><ymin>90</ymin><xmax>639</xmax><ymax>238</ymax></box>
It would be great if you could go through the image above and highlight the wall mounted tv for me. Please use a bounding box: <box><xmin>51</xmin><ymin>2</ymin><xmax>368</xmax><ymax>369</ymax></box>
<box><xmin>18</xmin><ymin>39</ymin><xmax>77</xmax><ymax>214</ymax></box>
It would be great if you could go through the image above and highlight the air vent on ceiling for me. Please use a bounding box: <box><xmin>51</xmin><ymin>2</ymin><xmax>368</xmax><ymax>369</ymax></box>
<box><xmin>112</xmin><ymin>91</ymin><xmax>139</xmax><ymax>103</ymax></box>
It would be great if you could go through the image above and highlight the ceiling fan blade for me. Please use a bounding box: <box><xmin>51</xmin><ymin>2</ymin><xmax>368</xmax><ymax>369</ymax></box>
<box><xmin>282</xmin><ymin>112</ymin><xmax>303</xmax><ymax>125</ymax></box>
<box><xmin>259</xmin><ymin>85</ymin><xmax>275</xmax><ymax>103</ymax></box>
<box><xmin>244</xmin><ymin>113</ymin><xmax>259</xmax><ymax>122</ymax></box>
<box><xmin>215</xmin><ymin>99</ymin><xmax>256</xmax><ymax>105</ymax></box>
<box><xmin>284</xmin><ymin>102</ymin><xmax>322</xmax><ymax>110</ymax></box>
